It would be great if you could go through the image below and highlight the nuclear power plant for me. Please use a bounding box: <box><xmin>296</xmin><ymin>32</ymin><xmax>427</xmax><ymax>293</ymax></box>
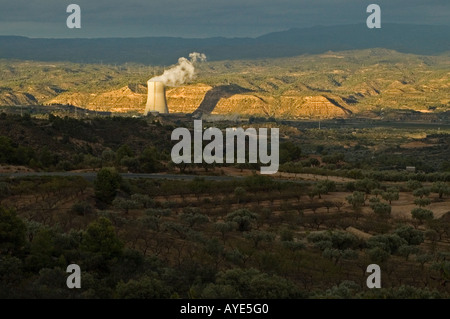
<box><xmin>143</xmin><ymin>53</ymin><xmax>206</xmax><ymax>115</ymax></box>
<box><xmin>144</xmin><ymin>81</ymin><xmax>169</xmax><ymax>115</ymax></box>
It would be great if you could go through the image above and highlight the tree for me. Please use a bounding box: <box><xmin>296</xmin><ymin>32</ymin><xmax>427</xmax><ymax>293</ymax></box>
<box><xmin>307</xmin><ymin>231</ymin><xmax>361</xmax><ymax>265</ymax></box>
<box><xmin>161</xmin><ymin>222</ymin><xmax>188</xmax><ymax>239</ymax></box>
<box><xmin>369</xmin><ymin>285</ymin><xmax>444</xmax><ymax>299</ymax></box>
<box><xmin>371</xmin><ymin>188</ymin><xmax>383</xmax><ymax>198</ymax></box>
<box><xmin>282</xmin><ymin>241</ymin><xmax>305</xmax><ymax>251</ymax></box>
<box><xmin>322</xmin><ymin>153</ymin><xmax>344</xmax><ymax>165</ymax></box>
<box><xmin>317</xmin><ymin>280</ymin><xmax>361</xmax><ymax>299</ymax></box>
<box><xmin>214</xmin><ymin>221</ymin><xmax>235</xmax><ymax>243</ymax></box>
<box><xmin>0</xmin><ymin>255</ymin><xmax>23</xmax><ymax>297</ymax></box>
<box><xmin>323</xmin><ymin>248</ymin><xmax>358</xmax><ymax>265</ymax></box>
<box><xmin>430</xmin><ymin>261</ymin><xmax>450</xmax><ymax>287</ymax></box>
<box><xmin>31</xmin><ymin>267</ymin><xmax>74</xmax><ymax>298</ymax></box>
<box><xmin>116</xmin><ymin>276</ymin><xmax>171</xmax><ymax>299</ymax></box>
<box><xmin>370</xmin><ymin>202</ymin><xmax>391</xmax><ymax>217</ymax></box>
<box><xmin>431</xmin><ymin>182</ymin><xmax>450</xmax><ymax>199</ymax></box>
<box><xmin>311</xmin><ymin>181</ymin><xmax>335</xmax><ymax>200</ymax></box>
<box><xmin>130</xmin><ymin>194</ymin><xmax>154</xmax><ymax>208</ymax></box>
<box><xmin>311</xmin><ymin>185</ymin><xmax>325</xmax><ymax>199</ymax></box>
<box><xmin>345</xmin><ymin>182</ymin><xmax>356</xmax><ymax>192</ymax></box>
<box><xmin>234</xmin><ymin>187</ymin><xmax>247</xmax><ymax>204</ymax></box>
<box><xmin>0</xmin><ymin>182</ymin><xmax>10</xmax><ymax>204</ymax></box>
<box><xmin>333</xmin><ymin>201</ymin><xmax>345</xmax><ymax>212</ymax></box>
<box><xmin>394</xmin><ymin>226</ymin><xmax>424</xmax><ymax>245</ymax></box>
<box><xmin>346</xmin><ymin>191</ymin><xmax>365</xmax><ymax>211</ymax></box>
<box><xmin>355</xmin><ymin>178</ymin><xmax>379</xmax><ymax>194</ymax></box>
<box><xmin>94</xmin><ymin>168</ymin><xmax>122</xmax><ymax>204</ymax></box>
<box><xmin>323</xmin><ymin>201</ymin><xmax>334</xmax><ymax>213</ymax></box>
<box><xmin>279</xmin><ymin>228</ymin><xmax>294</xmax><ymax>242</ymax></box>
<box><xmin>226</xmin><ymin>209</ymin><xmax>258</xmax><ymax>232</ymax></box>
<box><xmin>309</xmin><ymin>158</ymin><xmax>320</xmax><ymax>167</ymax></box>
<box><xmin>366</xmin><ymin>234</ymin><xmax>407</xmax><ymax>255</ymax></box>
<box><xmin>25</xmin><ymin>228</ymin><xmax>57</xmax><ymax>271</ymax></box>
<box><xmin>407</xmin><ymin>180</ymin><xmax>422</xmax><ymax>191</ymax></box>
<box><xmin>411</xmin><ymin>208</ymin><xmax>434</xmax><ymax>223</ymax></box>
<box><xmin>39</xmin><ymin>146</ymin><xmax>58</xmax><ymax>168</ymax></box>
<box><xmin>73</xmin><ymin>176</ymin><xmax>90</xmax><ymax>196</ymax></box>
<box><xmin>81</xmin><ymin>217</ymin><xmax>123</xmax><ymax>260</ymax></box>
<box><xmin>317</xmin><ymin>180</ymin><xmax>336</xmax><ymax>193</ymax></box>
<box><xmin>202</xmin><ymin>238</ymin><xmax>225</xmax><ymax>268</ymax></box>
<box><xmin>382</xmin><ymin>188</ymin><xmax>399</xmax><ymax>204</ymax></box>
<box><xmin>0</xmin><ymin>136</ymin><xmax>14</xmax><ymax>164</ymax></box>
<box><xmin>116</xmin><ymin>144</ymin><xmax>134</xmax><ymax>165</ymax></box>
<box><xmin>180</xmin><ymin>210</ymin><xmax>209</xmax><ymax>229</ymax></box>
<box><xmin>139</xmin><ymin>146</ymin><xmax>160</xmax><ymax>173</ymax></box>
<box><xmin>412</xmin><ymin>187</ymin><xmax>431</xmax><ymax>199</ymax></box>
<box><xmin>244</xmin><ymin>230</ymin><xmax>275</xmax><ymax>248</ymax></box>
<box><xmin>308</xmin><ymin>190</ymin><xmax>317</xmax><ymax>202</ymax></box>
<box><xmin>143</xmin><ymin>208</ymin><xmax>171</xmax><ymax>231</ymax></box>
<box><xmin>212</xmin><ymin>268</ymin><xmax>304</xmax><ymax>299</ymax></box>
<box><xmin>367</xmin><ymin>247</ymin><xmax>390</xmax><ymax>263</ymax></box>
<box><xmin>0</xmin><ymin>207</ymin><xmax>26</xmax><ymax>255</ymax></box>
<box><xmin>414</xmin><ymin>198</ymin><xmax>431</xmax><ymax>207</ymax></box>
<box><xmin>112</xmin><ymin>197</ymin><xmax>140</xmax><ymax>214</ymax></box>
<box><xmin>279</xmin><ymin>141</ymin><xmax>302</xmax><ymax>163</ymax></box>
<box><xmin>71</xmin><ymin>201</ymin><xmax>93</xmax><ymax>216</ymax></box>
<box><xmin>101</xmin><ymin>148</ymin><xmax>116</xmax><ymax>166</ymax></box>
<box><xmin>120</xmin><ymin>156</ymin><xmax>140</xmax><ymax>172</ymax></box>
<box><xmin>416</xmin><ymin>253</ymin><xmax>432</xmax><ymax>269</ymax></box>
<box><xmin>200</xmin><ymin>283</ymin><xmax>239</xmax><ymax>299</ymax></box>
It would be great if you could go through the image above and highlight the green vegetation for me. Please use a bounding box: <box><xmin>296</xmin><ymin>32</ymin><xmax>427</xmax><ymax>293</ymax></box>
<box><xmin>0</xmin><ymin>164</ymin><xmax>449</xmax><ymax>298</ymax></box>
<box><xmin>94</xmin><ymin>168</ymin><xmax>122</xmax><ymax>204</ymax></box>
<box><xmin>0</xmin><ymin>109</ymin><xmax>449</xmax><ymax>299</ymax></box>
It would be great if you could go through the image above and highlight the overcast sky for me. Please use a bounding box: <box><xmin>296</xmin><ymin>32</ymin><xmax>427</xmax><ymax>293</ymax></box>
<box><xmin>0</xmin><ymin>0</ymin><xmax>448</xmax><ymax>38</ymax></box>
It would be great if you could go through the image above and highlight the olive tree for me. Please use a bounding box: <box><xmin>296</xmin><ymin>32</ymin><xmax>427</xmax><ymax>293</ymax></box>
<box><xmin>370</xmin><ymin>202</ymin><xmax>391</xmax><ymax>217</ymax></box>
<box><xmin>226</xmin><ymin>209</ymin><xmax>258</xmax><ymax>232</ymax></box>
<box><xmin>411</xmin><ymin>208</ymin><xmax>434</xmax><ymax>224</ymax></box>
<box><xmin>382</xmin><ymin>188</ymin><xmax>399</xmax><ymax>204</ymax></box>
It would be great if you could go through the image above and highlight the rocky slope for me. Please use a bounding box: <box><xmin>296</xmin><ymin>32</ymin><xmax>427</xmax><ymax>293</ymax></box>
<box><xmin>0</xmin><ymin>88</ymin><xmax>38</xmax><ymax>106</ymax></box>
<box><xmin>47</xmin><ymin>85</ymin><xmax>147</xmax><ymax>112</ymax></box>
<box><xmin>47</xmin><ymin>83</ymin><xmax>353</xmax><ymax>118</ymax></box>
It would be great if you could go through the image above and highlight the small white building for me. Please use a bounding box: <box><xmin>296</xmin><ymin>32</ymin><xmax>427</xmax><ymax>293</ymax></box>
<box><xmin>406</xmin><ymin>166</ymin><xmax>416</xmax><ymax>172</ymax></box>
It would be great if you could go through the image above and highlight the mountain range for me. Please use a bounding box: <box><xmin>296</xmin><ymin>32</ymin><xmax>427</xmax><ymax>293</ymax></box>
<box><xmin>0</xmin><ymin>24</ymin><xmax>448</xmax><ymax>65</ymax></box>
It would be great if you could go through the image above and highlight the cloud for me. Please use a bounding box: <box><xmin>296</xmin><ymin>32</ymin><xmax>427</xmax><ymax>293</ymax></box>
<box><xmin>0</xmin><ymin>0</ymin><xmax>448</xmax><ymax>38</ymax></box>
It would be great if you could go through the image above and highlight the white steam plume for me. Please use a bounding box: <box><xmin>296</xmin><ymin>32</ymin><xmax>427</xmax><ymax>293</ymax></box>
<box><xmin>149</xmin><ymin>52</ymin><xmax>206</xmax><ymax>87</ymax></box>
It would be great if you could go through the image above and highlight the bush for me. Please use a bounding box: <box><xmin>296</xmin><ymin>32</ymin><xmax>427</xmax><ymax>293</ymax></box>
<box><xmin>366</xmin><ymin>234</ymin><xmax>407</xmax><ymax>254</ymax></box>
<box><xmin>116</xmin><ymin>276</ymin><xmax>171</xmax><ymax>299</ymax></box>
<box><xmin>213</xmin><ymin>268</ymin><xmax>305</xmax><ymax>299</ymax></box>
<box><xmin>71</xmin><ymin>201</ymin><xmax>93</xmax><ymax>216</ymax></box>
<box><xmin>226</xmin><ymin>209</ymin><xmax>258</xmax><ymax>232</ymax></box>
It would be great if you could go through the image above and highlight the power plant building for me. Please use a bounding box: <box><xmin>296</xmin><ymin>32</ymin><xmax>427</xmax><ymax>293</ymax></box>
<box><xmin>145</xmin><ymin>81</ymin><xmax>169</xmax><ymax>115</ymax></box>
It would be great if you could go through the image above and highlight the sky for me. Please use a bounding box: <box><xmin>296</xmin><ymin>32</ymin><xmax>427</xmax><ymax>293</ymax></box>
<box><xmin>0</xmin><ymin>0</ymin><xmax>448</xmax><ymax>38</ymax></box>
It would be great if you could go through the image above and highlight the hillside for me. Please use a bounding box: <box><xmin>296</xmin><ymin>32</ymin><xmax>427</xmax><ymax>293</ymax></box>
<box><xmin>1</xmin><ymin>49</ymin><xmax>448</xmax><ymax>119</ymax></box>
<box><xmin>0</xmin><ymin>113</ymin><xmax>450</xmax><ymax>299</ymax></box>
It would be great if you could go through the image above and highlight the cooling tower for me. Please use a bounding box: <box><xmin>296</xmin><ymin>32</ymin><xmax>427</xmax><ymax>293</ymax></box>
<box><xmin>144</xmin><ymin>81</ymin><xmax>169</xmax><ymax>115</ymax></box>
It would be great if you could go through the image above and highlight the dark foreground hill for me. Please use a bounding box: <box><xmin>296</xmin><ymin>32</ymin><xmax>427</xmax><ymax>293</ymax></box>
<box><xmin>0</xmin><ymin>24</ymin><xmax>448</xmax><ymax>65</ymax></box>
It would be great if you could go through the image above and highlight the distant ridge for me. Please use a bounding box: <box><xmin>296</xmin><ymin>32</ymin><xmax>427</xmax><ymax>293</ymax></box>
<box><xmin>0</xmin><ymin>24</ymin><xmax>448</xmax><ymax>65</ymax></box>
